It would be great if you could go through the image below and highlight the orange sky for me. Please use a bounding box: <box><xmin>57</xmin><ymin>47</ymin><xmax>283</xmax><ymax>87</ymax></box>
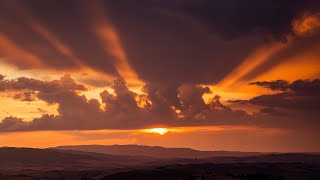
<box><xmin>0</xmin><ymin>126</ymin><xmax>308</xmax><ymax>152</ymax></box>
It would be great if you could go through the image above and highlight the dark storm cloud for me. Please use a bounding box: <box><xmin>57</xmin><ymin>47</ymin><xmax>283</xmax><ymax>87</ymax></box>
<box><xmin>156</xmin><ymin>0</ymin><xmax>320</xmax><ymax>41</ymax></box>
<box><xmin>2</xmin><ymin>0</ymin><xmax>318</xmax><ymax>86</ymax></box>
<box><xmin>96</xmin><ymin>0</ymin><xmax>265</xmax><ymax>85</ymax></box>
<box><xmin>102</xmin><ymin>0</ymin><xmax>320</xmax><ymax>85</ymax></box>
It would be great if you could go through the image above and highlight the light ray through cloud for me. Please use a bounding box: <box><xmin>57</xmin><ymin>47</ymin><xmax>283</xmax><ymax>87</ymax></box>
<box><xmin>0</xmin><ymin>32</ymin><xmax>46</xmax><ymax>68</ymax></box>
<box><xmin>85</xmin><ymin>0</ymin><xmax>144</xmax><ymax>89</ymax></box>
<box><xmin>216</xmin><ymin>12</ymin><xmax>320</xmax><ymax>97</ymax></box>
<box><xmin>5</xmin><ymin>1</ymin><xmax>115</xmax><ymax>84</ymax></box>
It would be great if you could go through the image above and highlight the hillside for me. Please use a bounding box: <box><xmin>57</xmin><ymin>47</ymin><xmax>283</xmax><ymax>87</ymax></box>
<box><xmin>53</xmin><ymin>145</ymin><xmax>262</xmax><ymax>159</ymax></box>
<box><xmin>1</xmin><ymin>147</ymin><xmax>320</xmax><ymax>179</ymax></box>
<box><xmin>0</xmin><ymin>147</ymin><xmax>157</xmax><ymax>172</ymax></box>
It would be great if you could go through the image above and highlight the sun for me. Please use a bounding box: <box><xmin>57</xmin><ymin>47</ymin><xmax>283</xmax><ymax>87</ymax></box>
<box><xmin>142</xmin><ymin>128</ymin><xmax>169</xmax><ymax>135</ymax></box>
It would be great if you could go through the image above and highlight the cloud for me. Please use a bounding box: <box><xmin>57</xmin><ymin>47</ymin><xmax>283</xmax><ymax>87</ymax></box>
<box><xmin>0</xmin><ymin>75</ymin><xmax>151</xmax><ymax>131</ymax></box>
<box><xmin>0</xmin><ymin>117</ymin><xmax>28</xmax><ymax>131</ymax></box>
<box><xmin>157</xmin><ymin>0</ymin><xmax>320</xmax><ymax>41</ymax></box>
<box><xmin>141</xmin><ymin>83</ymin><xmax>179</xmax><ymax>118</ymax></box>
<box><xmin>100</xmin><ymin>78</ymin><xmax>139</xmax><ymax>113</ymax></box>
<box><xmin>177</xmin><ymin>84</ymin><xmax>211</xmax><ymax>119</ymax></box>
<box><xmin>250</xmin><ymin>79</ymin><xmax>320</xmax><ymax>94</ymax></box>
<box><xmin>0</xmin><ymin>75</ymin><xmax>319</xmax><ymax>133</ymax></box>
<box><xmin>224</xmin><ymin>78</ymin><xmax>320</xmax><ymax>130</ymax></box>
<box><xmin>13</xmin><ymin>91</ymin><xmax>36</xmax><ymax>102</ymax></box>
<box><xmin>293</xmin><ymin>12</ymin><xmax>320</xmax><ymax>36</ymax></box>
<box><xmin>232</xmin><ymin>79</ymin><xmax>320</xmax><ymax>110</ymax></box>
<box><xmin>2</xmin><ymin>0</ymin><xmax>318</xmax><ymax>88</ymax></box>
<box><xmin>289</xmin><ymin>79</ymin><xmax>320</xmax><ymax>94</ymax></box>
<box><xmin>77</xmin><ymin>76</ymin><xmax>112</xmax><ymax>88</ymax></box>
<box><xmin>0</xmin><ymin>74</ymin><xmax>250</xmax><ymax>131</ymax></box>
<box><xmin>0</xmin><ymin>74</ymin><xmax>87</xmax><ymax>92</ymax></box>
<box><xmin>0</xmin><ymin>1</ymin><xmax>318</xmax><ymax>141</ymax></box>
<box><xmin>249</xmin><ymin>80</ymin><xmax>289</xmax><ymax>91</ymax></box>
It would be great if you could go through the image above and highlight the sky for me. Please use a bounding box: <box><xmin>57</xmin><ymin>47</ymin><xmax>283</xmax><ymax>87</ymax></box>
<box><xmin>0</xmin><ymin>0</ymin><xmax>320</xmax><ymax>152</ymax></box>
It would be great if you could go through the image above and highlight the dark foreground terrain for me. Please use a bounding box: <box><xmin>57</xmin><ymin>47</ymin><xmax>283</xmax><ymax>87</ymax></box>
<box><xmin>0</xmin><ymin>146</ymin><xmax>319</xmax><ymax>179</ymax></box>
<box><xmin>102</xmin><ymin>163</ymin><xmax>320</xmax><ymax>180</ymax></box>
<box><xmin>1</xmin><ymin>162</ymin><xmax>320</xmax><ymax>180</ymax></box>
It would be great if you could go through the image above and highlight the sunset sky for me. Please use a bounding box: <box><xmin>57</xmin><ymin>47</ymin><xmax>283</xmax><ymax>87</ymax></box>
<box><xmin>0</xmin><ymin>0</ymin><xmax>320</xmax><ymax>152</ymax></box>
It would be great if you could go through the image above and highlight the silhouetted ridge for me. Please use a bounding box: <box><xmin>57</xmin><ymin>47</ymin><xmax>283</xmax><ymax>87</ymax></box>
<box><xmin>53</xmin><ymin>144</ymin><xmax>263</xmax><ymax>158</ymax></box>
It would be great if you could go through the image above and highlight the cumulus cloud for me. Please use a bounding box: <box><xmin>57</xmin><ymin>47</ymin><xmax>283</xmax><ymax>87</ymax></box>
<box><xmin>234</xmin><ymin>79</ymin><xmax>320</xmax><ymax>110</ymax></box>
<box><xmin>0</xmin><ymin>0</ymin><xmax>318</xmax><ymax>138</ymax></box>
<box><xmin>177</xmin><ymin>84</ymin><xmax>211</xmax><ymax>119</ymax></box>
<box><xmin>142</xmin><ymin>83</ymin><xmax>179</xmax><ymax>118</ymax></box>
<box><xmin>0</xmin><ymin>117</ymin><xmax>28</xmax><ymax>131</ymax></box>
<box><xmin>0</xmin><ymin>75</ymin><xmax>319</xmax><ymax>132</ymax></box>
<box><xmin>0</xmin><ymin>74</ymin><xmax>87</xmax><ymax>92</ymax></box>
<box><xmin>100</xmin><ymin>78</ymin><xmax>139</xmax><ymax>113</ymax></box>
<box><xmin>0</xmin><ymin>75</ymin><xmax>252</xmax><ymax>131</ymax></box>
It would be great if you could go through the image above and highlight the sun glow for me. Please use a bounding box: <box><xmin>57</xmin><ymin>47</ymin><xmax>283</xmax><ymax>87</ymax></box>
<box><xmin>142</xmin><ymin>128</ymin><xmax>170</xmax><ymax>135</ymax></box>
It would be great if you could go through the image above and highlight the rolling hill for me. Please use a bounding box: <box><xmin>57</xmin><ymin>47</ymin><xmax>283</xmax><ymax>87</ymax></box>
<box><xmin>0</xmin><ymin>147</ymin><xmax>157</xmax><ymax>172</ymax></box>
<box><xmin>1</xmin><ymin>146</ymin><xmax>320</xmax><ymax>179</ymax></box>
<box><xmin>53</xmin><ymin>144</ymin><xmax>263</xmax><ymax>159</ymax></box>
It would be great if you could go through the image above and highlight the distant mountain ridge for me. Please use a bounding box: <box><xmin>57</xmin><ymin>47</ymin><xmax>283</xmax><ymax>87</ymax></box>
<box><xmin>0</xmin><ymin>147</ymin><xmax>157</xmax><ymax>172</ymax></box>
<box><xmin>52</xmin><ymin>144</ymin><xmax>263</xmax><ymax>159</ymax></box>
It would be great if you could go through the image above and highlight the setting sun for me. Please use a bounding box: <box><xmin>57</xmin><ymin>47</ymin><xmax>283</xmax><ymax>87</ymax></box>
<box><xmin>142</xmin><ymin>128</ymin><xmax>169</xmax><ymax>135</ymax></box>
